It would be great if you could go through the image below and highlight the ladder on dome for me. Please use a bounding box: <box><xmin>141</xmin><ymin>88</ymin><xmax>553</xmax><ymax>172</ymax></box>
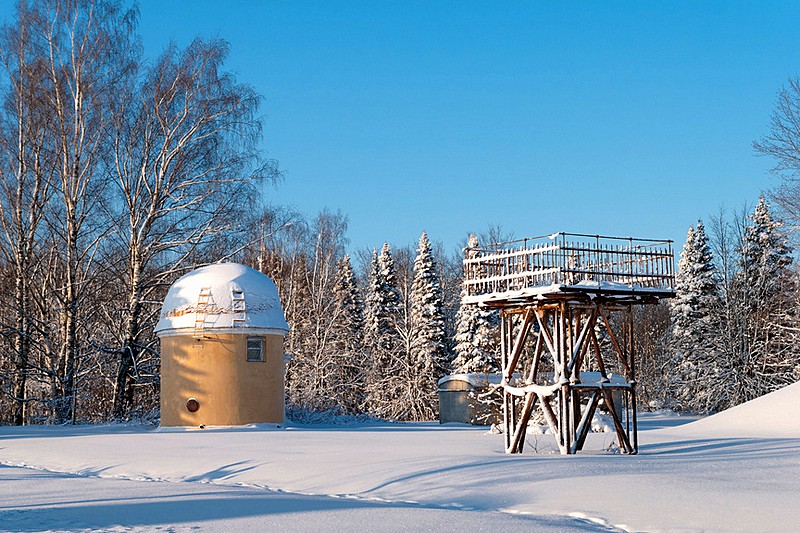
<box><xmin>194</xmin><ymin>287</ymin><xmax>212</xmax><ymax>338</ymax></box>
<box><xmin>231</xmin><ymin>288</ymin><xmax>246</xmax><ymax>328</ymax></box>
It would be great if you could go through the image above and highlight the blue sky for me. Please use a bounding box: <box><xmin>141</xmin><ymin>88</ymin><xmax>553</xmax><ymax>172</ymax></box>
<box><xmin>4</xmin><ymin>1</ymin><xmax>799</xmax><ymax>256</ymax></box>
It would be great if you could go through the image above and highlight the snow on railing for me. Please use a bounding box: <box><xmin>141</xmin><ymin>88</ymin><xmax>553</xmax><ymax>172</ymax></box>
<box><xmin>463</xmin><ymin>232</ymin><xmax>675</xmax><ymax>300</ymax></box>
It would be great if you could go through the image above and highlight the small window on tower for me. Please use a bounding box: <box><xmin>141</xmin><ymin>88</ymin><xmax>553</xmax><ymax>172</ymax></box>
<box><xmin>246</xmin><ymin>336</ymin><xmax>264</xmax><ymax>362</ymax></box>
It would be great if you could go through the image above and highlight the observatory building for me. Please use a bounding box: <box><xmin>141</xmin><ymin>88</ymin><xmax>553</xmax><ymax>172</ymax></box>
<box><xmin>155</xmin><ymin>263</ymin><xmax>289</xmax><ymax>427</ymax></box>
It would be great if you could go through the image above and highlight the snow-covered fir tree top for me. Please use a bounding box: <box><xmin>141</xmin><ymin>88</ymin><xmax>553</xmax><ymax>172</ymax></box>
<box><xmin>671</xmin><ymin>220</ymin><xmax>720</xmax><ymax>335</ymax></box>
<box><xmin>155</xmin><ymin>262</ymin><xmax>289</xmax><ymax>336</ymax></box>
<box><xmin>742</xmin><ymin>194</ymin><xmax>793</xmax><ymax>276</ymax></box>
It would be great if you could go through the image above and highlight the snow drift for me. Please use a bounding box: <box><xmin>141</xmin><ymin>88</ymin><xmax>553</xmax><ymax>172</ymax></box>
<box><xmin>662</xmin><ymin>380</ymin><xmax>800</xmax><ymax>439</ymax></box>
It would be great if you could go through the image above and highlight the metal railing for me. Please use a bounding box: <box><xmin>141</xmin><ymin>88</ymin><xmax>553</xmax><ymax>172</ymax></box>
<box><xmin>463</xmin><ymin>232</ymin><xmax>675</xmax><ymax>300</ymax></box>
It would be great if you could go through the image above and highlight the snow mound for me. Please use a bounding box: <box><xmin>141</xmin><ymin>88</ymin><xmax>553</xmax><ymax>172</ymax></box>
<box><xmin>666</xmin><ymin>380</ymin><xmax>800</xmax><ymax>438</ymax></box>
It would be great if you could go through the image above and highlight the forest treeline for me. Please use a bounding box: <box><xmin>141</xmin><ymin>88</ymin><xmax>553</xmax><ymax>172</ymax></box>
<box><xmin>1</xmin><ymin>0</ymin><xmax>800</xmax><ymax>425</ymax></box>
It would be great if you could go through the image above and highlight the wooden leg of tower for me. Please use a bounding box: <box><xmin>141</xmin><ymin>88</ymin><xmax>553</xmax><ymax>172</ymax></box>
<box><xmin>508</xmin><ymin>391</ymin><xmax>538</xmax><ymax>453</ymax></box>
<box><xmin>517</xmin><ymin>395</ymin><xmax>530</xmax><ymax>451</ymax></box>
<box><xmin>510</xmin><ymin>393</ymin><xmax>517</xmax><ymax>445</ymax></box>
<box><xmin>560</xmin><ymin>383</ymin><xmax>572</xmax><ymax>454</ymax></box>
<box><xmin>628</xmin><ymin>305</ymin><xmax>639</xmax><ymax>454</ymax></box>
<box><xmin>559</xmin><ymin>303</ymin><xmax>573</xmax><ymax>454</ymax></box>
<box><xmin>503</xmin><ymin>390</ymin><xmax>512</xmax><ymax>451</ymax></box>
<box><xmin>573</xmin><ymin>387</ymin><xmax>582</xmax><ymax>445</ymax></box>
<box><xmin>501</xmin><ymin>311</ymin><xmax>511</xmax><ymax>451</ymax></box>
<box><xmin>602</xmin><ymin>388</ymin><xmax>633</xmax><ymax>454</ymax></box>
<box><xmin>630</xmin><ymin>387</ymin><xmax>639</xmax><ymax>454</ymax></box>
<box><xmin>573</xmin><ymin>389</ymin><xmax>601</xmax><ymax>453</ymax></box>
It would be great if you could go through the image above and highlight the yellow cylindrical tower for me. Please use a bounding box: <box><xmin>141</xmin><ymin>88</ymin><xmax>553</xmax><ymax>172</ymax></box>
<box><xmin>155</xmin><ymin>263</ymin><xmax>289</xmax><ymax>427</ymax></box>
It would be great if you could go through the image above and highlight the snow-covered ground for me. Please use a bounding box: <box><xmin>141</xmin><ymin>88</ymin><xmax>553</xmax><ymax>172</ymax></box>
<box><xmin>2</xmin><ymin>383</ymin><xmax>799</xmax><ymax>532</ymax></box>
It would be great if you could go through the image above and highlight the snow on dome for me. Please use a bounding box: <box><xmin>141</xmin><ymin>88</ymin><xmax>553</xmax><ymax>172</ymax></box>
<box><xmin>154</xmin><ymin>263</ymin><xmax>289</xmax><ymax>336</ymax></box>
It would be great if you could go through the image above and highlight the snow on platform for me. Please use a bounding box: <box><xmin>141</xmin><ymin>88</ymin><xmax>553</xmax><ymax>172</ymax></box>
<box><xmin>462</xmin><ymin>281</ymin><xmax>676</xmax><ymax>305</ymax></box>
<box><xmin>462</xmin><ymin>233</ymin><xmax>675</xmax><ymax>307</ymax></box>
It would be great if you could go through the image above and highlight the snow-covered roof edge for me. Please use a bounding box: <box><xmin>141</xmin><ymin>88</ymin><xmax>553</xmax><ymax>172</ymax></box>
<box><xmin>438</xmin><ymin>373</ymin><xmax>505</xmax><ymax>387</ymax></box>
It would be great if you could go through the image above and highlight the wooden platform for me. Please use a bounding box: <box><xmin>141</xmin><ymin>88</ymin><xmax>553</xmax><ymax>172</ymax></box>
<box><xmin>462</xmin><ymin>232</ymin><xmax>676</xmax><ymax>455</ymax></box>
<box><xmin>463</xmin><ymin>232</ymin><xmax>676</xmax><ymax>306</ymax></box>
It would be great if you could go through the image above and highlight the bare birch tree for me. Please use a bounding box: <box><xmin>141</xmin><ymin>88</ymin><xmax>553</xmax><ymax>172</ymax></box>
<box><xmin>0</xmin><ymin>1</ymin><xmax>55</xmax><ymax>424</ymax></box>
<box><xmin>106</xmin><ymin>36</ymin><xmax>274</xmax><ymax>418</ymax></box>
<box><xmin>31</xmin><ymin>0</ymin><xmax>137</xmax><ymax>422</ymax></box>
<box><xmin>283</xmin><ymin>210</ymin><xmax>349</xmax><ymax>414</ymax></box>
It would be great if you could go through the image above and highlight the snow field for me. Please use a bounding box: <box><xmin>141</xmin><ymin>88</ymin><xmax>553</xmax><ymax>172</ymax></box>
<box><xmin>2</xmin><ymin>382</ymin><xmax>800</xmax><ymax>532</ymax></box>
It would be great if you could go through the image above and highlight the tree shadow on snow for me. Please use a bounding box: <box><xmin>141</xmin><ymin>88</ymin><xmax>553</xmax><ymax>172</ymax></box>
<box><xmin>0</xmin><ymin>483</ymin><xmax>609</xmax><ymax>532</ymax></box>
<box><xmin>641</xmin><ymin>437</ymin><xmax>800</xmax><ymax>460</ymax></box>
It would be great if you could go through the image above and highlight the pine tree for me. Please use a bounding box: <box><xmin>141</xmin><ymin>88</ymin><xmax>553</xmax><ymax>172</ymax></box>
<box><xmin>364</xmin><ymin>243</ymin><xmax>402</xmax><ymax>417</ymax></box>
<box><xmin>452</xmin><ymin>296</ymin><xmax>499</xmax><ymax>374</ymax></box>
<box><xmin>407</xmin><ymin>232</ymin><xmax>448</xmax><ymax>419</ymax></box>
<box><xmin>331</xmin><ymin>254</ymin><xmax>366</xmax><ymax>413</ymax></box>
<box><xmin>668</xmin><ymin>220</ymin><xmax>724</xmax><ymax>412</ymax></box>
<box><xmin>740</xmin><ymin>195</ymin><xmax>793</xmax><ymax>306</ymax></box>
<box><xmin>363</xmin><ymin>249</ymin><xmax>382</xmax><ymax>349</ymax></box>
<box><xmin>364</xmin><ymin>244</ymin><xmax>400</xmax><ymax>350</ymax></box>
<box><xmin>733</xmin><ymin>195</ymin><xmax>798</xmax><ymax>403</ymax></box>
<box><xmin>452</xmin><ymin>236</ymin><xmax>499</xmax><ymax>374</ymax></box>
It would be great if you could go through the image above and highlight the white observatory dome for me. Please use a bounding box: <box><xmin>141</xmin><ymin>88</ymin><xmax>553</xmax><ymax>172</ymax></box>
<box><xmin>154</xmin><ymin>263</ymin><xmax>289</xmax><ymax>337</ymax></box>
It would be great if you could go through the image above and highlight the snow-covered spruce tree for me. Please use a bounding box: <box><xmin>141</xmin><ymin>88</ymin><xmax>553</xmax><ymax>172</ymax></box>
<box><xmin>452</xmin><ymin>298</ymin><xmax>499</xmax><ymax>374</ymax></box>
<box><xmin>668</xmin><ymin>221</ymin><xmax>724</xmax><ymax>412</ymax></box>
<box><xmin>732</xmin><ymin>195</ymin><xmax>798</xmax><ymax>404</ymax></box>
<box><xmin>364</xmin><ymin>245</ymin><xmax>400</xmax><ymax>350</ymax></box>
<box><xmin>330</xmin><ymin>254</ymin><xmax>367</xmax><ymax>414</ymax></box>
<box><xmin>740</xmin><ymin>195</ymin><xmax>793</xmax><ymax>308</ymax></box>
<box><xmin>452</xmin><ymin>237</ymin><xmax>499</xmax><ymax>374</ymax></box>
<box><xmin>364</xmin><ymin>243</ymin><xmax>402</xmax><ymax>418</ymax></box>
<box><xmin>405</xmin><ymin>232</ymin><xmax>448</xmax><ymax>420</ymax></box>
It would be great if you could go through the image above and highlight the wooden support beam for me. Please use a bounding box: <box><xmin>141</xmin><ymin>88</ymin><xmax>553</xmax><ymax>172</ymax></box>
<box><xmin>503</xmin><ymin>307</ymin><xmax>535</xmax><ymax>377</ymax></box>
<box><xmin>602</xmin><ymin>388</ymin><xmax>634</xmax><ymax>454</ymax></box>
<box><xmin>535</xmin><ymin>309</ymin><xmax>558</xmax><ymax>364</ymax></box>
<box><xmin>572</xmin><ymin>390</ymin><xmax>601</xmax><ymax>453</ymax></box>
<box><xmin>527</xmin><ymin>330</ymin><xmax>544</xmax><ymax>384</ymax></box>
<box><xmin>589</xmin><ymin>329</ymin><xmax>609</xmax><ymax>381</ymax></box>
<box><xmin>599</xmin><ymin>309</ymin><xmax>632</xmax><ymax>379</ymax></box>
<box><xmin>571</xmin><ymin>387</ymin><xmax>581</xmax><ymax>450</ymax></box>
<box><xmin>568</xmin><ymin>307</ymin><xmax>597</xmax><ymax>375</ymax></box>
<box><xmin>630</xmin><ymin>388</ymin><xmax>639</xmax><ymax>454</ymax></box>
<box><xmin>503</xmin><ymin>390</ymin><xmax>512</xmax><ymax>451</ymax></box>
<box><xmin>501</xmin><ymin>314</ymin><xmax>511</xmax><ymax>451</ymax></box>
<box><xmin>559</xmin><ymin>304</ymin><xmax>574</xmax><ymax>454</ymax></box>
<box><xmin>626</xmin><ymin>305</ymin><xmax>639</xmax><ymax>454</ymax></box>
<box><xmin>561</xmin><ymin>386</ymin><xmax>572</xmax><ymax>454</ymax></box>
<box><xmin>510</xmin><ymin>393</ymin><xmax>518</xmax><ymax>445</ymax></box>
<box><xmin>507</xmin><ymin>392</ymin><xmax>538</xmax><ymax>454</ymax></box>
<box><xmin>538</xmin><ymin>393</ymin><xmax>563</xmax><ymax>454</ymax></box>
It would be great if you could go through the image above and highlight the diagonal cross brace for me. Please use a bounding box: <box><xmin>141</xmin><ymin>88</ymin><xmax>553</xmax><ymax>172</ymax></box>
<box><xmin>534</xmin><ymin>309</ymin><xmax>559</xmax><ymax>366</ymax></box>
<box><xmin>568</xmin><ymin>308</ymin><xmax>598</xmax><ymax>375</ymax></box>
<box><xmin>503</xmin><ymin>308</ymin><xmax>535</xmax><ymax>378</ymax></box>
<box><xmin>598</xmin><ymin>309</ymin><xmax>632</xmax><ymax>379</ymax></box>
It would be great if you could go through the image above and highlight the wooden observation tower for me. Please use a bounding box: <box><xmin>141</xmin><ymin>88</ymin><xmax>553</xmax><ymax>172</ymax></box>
<box><xmin>463</xmin><ymin>232</ymin><xmax>675</xmax><ymax>455</ymax></box>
